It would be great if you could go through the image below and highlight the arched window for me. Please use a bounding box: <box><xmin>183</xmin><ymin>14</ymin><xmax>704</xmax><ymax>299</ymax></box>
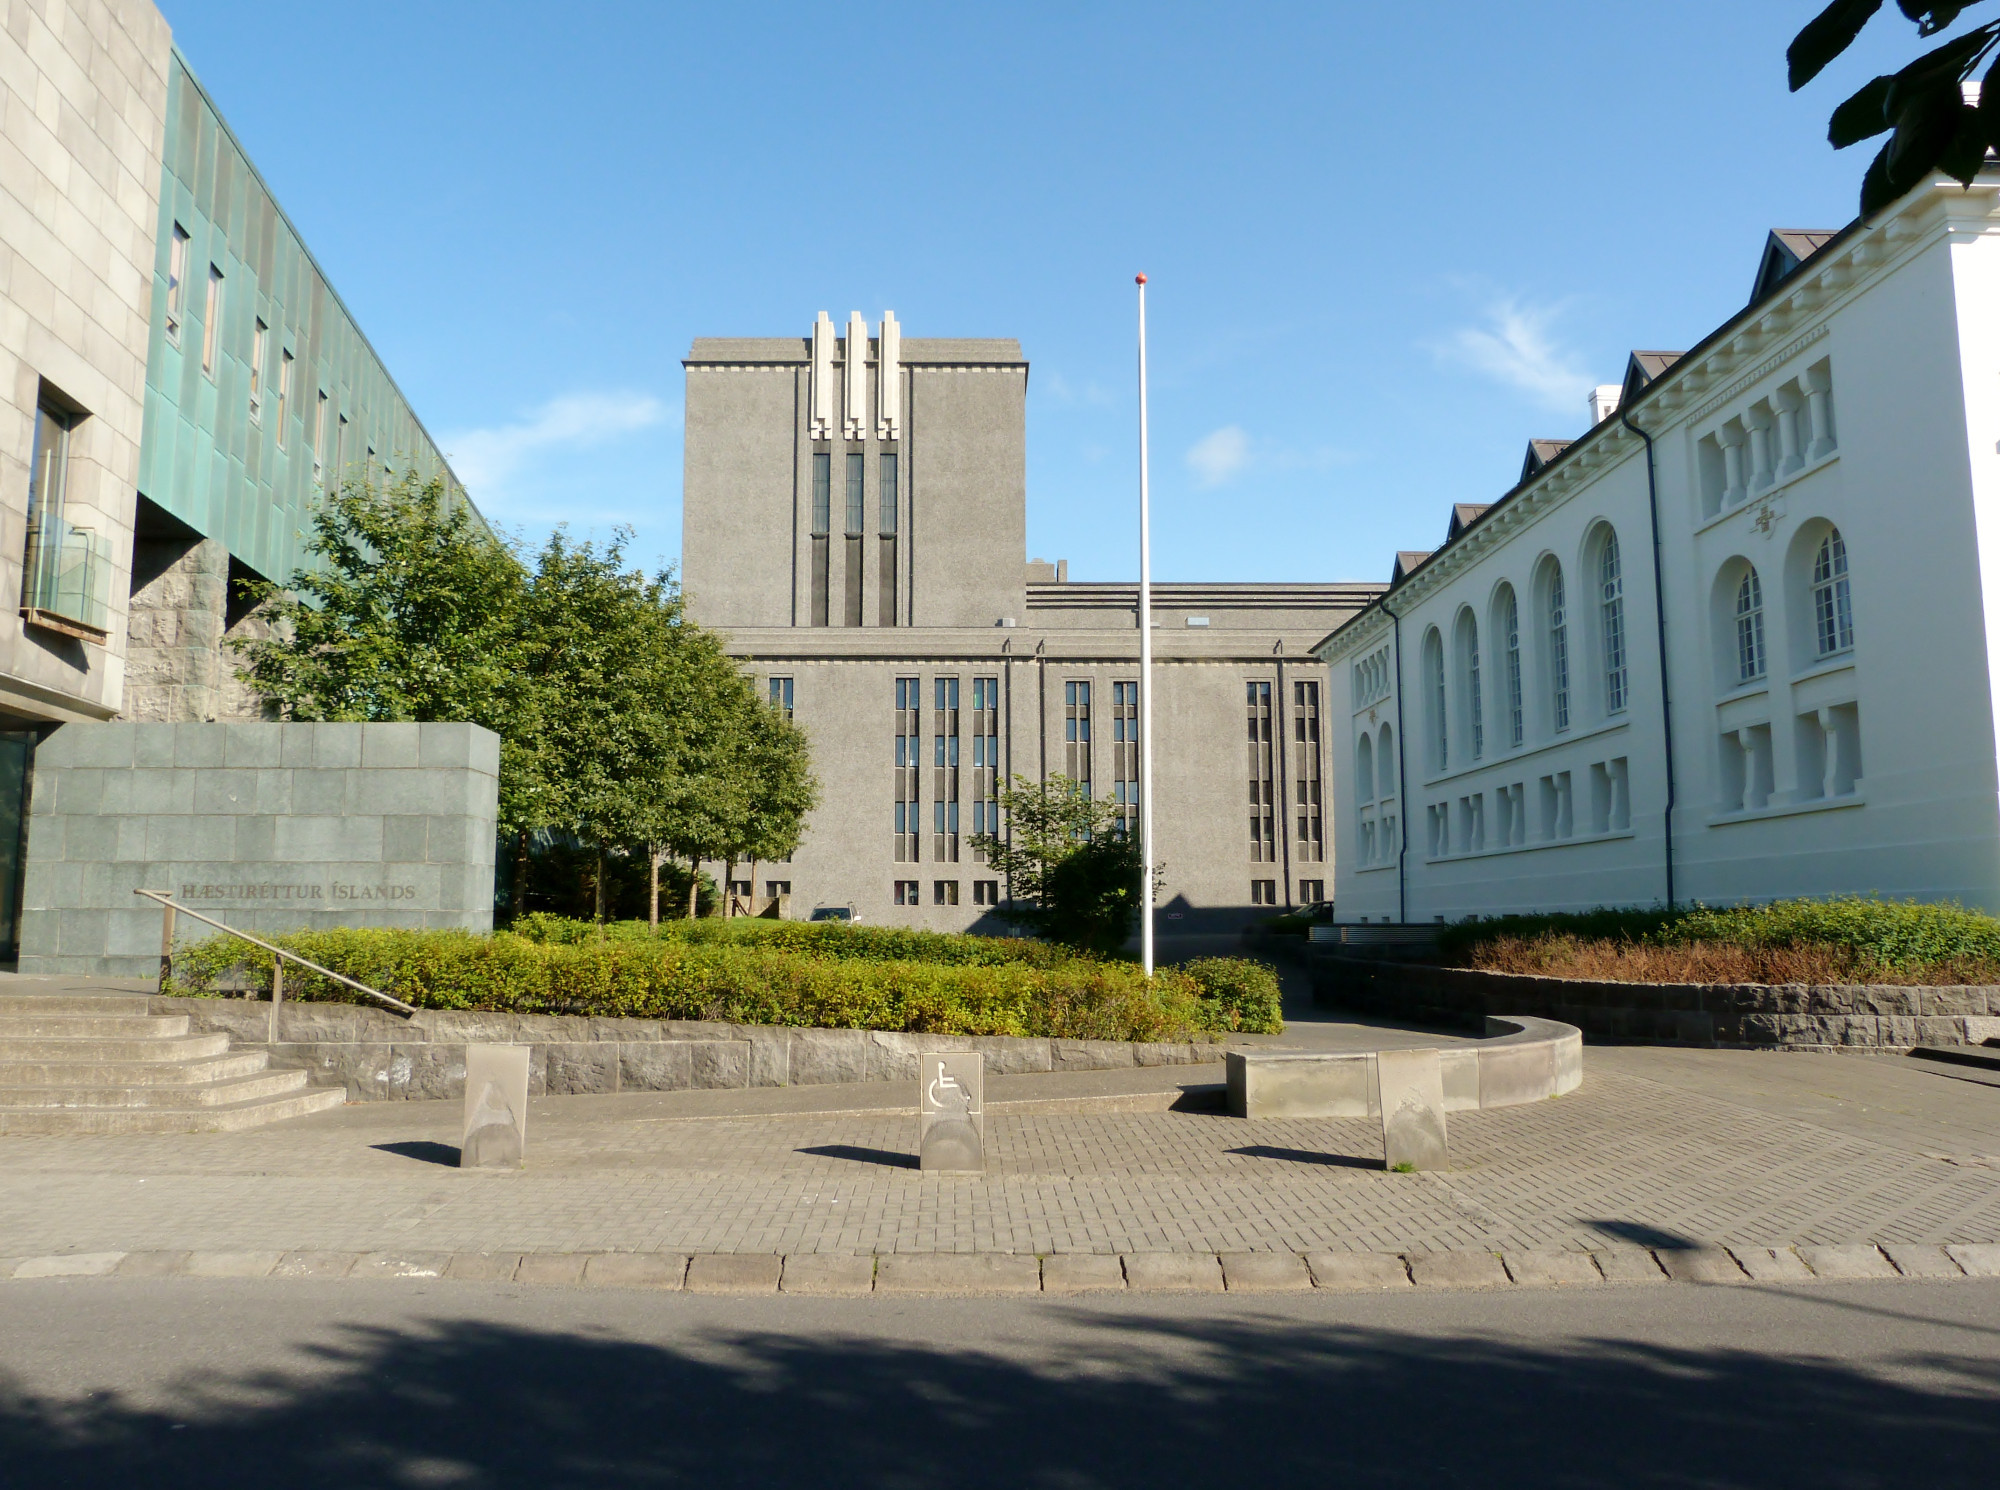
<box><xmin>1423</xmin><ymin>629</ymin><xmax>1447</xmax><ymax>771</ymax></box>
<box><xmin>1547</xmin><ymin>565</ymin><xmax>1570</xmax><ymax>732</ymax></box>
<box><xmin>1600</xmin><ymin>530</ymin><xmax>1627</xmax><ymax>713</ymax></box>
<box><xmin>1499</xmin><ymin>585</ymin><xmax>1523</xmax><ymax>747</ymax></box>
<box><xmin>1734</xmin><ymin>566</ymin><xmax>1766</xmax><ymax>683</ymax></box>
<box><xmin>1355</xmin><ymin>733</ymin><xmax>1374</xmax><ymax>805</ymax></box>
<box><xmin>1377</xmin><ymin>723</ymin><xmax>1395</xmax><ymax>800</ymax></box>
<box><xmin>1457</xmin><ymin>611</ymin><xmax>1483</xmax><ymax>761</ymax></box>
<box><xmin>1812</xmin><ymin>527</ymin><xmax>1853</xmax><ymax>656</ymax></box>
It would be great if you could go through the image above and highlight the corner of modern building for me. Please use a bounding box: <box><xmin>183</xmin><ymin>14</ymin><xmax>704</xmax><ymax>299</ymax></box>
<box><xmin>0</xmin><ymin>0</ymin><xmax>474</xmax><ymax>959</ymax></box>
<box><xmin>681</xmin><ymin>315</ymin><xmax>1383</xmax><ymax>936</ymax></box>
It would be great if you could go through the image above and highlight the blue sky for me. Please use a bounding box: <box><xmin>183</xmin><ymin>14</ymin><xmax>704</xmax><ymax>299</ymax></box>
<box><xmin>163</xmin><ymin>1</ymin><xmax>1934</xmax><ymax>585</ymax></box>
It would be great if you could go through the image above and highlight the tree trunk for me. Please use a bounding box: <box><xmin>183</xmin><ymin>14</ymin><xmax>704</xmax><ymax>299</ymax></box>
<box><xmin>648</xmin><ymin>844</ymin><xmax>660</xmax><ymax>930</ymax></box>
<box><xmin>749</xmin><ymin>859</ymin><xmax>759</xmax><ymax>916</ymax></box>
<box><xmin>594</xmin><ymin>846</ymin><xmax>606</xmax><ymax>928</ymax></box>
<box><xmin>511</xmin><ymin>833</ymin><xmax>529</xmax><ymax>918</ymax></box>
<box><xmin>723</xmin><ymin>857</ymin><xmax>736</xmax><ymax>918</ymax></box>
<box><xmin>687</xmin><ymin>857</ymin><xmax>700</xmax><ymax>920</ymax></box>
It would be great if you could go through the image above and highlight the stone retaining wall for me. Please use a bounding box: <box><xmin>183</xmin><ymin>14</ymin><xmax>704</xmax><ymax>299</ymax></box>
<box><xmin>153</xmin><ymin>997</ymin><xmax>1218</xmax><ymax>1101</ymax></box>
<box><xmin>1308</xmin><ymin>950</ymin><xmax>2000</xmax><ymax>1049</ymax></box>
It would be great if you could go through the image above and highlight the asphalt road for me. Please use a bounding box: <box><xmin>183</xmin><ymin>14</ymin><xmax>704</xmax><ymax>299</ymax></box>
<box><xmin>2</xmin><ymin>1278</ymin><xmax>1997</xmax><ymax>1488</ymax></box>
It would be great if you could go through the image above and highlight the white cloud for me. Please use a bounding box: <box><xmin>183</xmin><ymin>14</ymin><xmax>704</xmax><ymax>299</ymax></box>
<box><xmin>442</xmin><ymin>391</ymin><xmax>668</xmax><ymax>506</ymax></box>
<box><xmin>1187</xmin><ymin>424</ymin><xmax>1250</xmax><ymax>487</ymax></box>
<box><xmin>1433</xmin><ymin>298</ymin><xmax>1592</xmax><ymax>415</ymax></box>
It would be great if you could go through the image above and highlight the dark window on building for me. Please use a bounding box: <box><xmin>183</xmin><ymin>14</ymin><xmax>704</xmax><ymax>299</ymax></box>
<box><xmin>769</xmin><ymin>676</ymin><xmax>794</xmax><ymax>719</ymax></box>
<box><xmin>933</xmin><ymin>676</ymin><xmax>960</xmax><ymax>862</ymax></box>
<box><xmin>970</xmin><ymin>676</ymin><xmax>999</xmax><ymax>859</ymax></box>
<box><xmin>973</xmin><ymin>880</ymin><xmax>999</xmax><ymax>906</ymax></box>
<box><xmin>894</xmin><ymin>677</ymin><xmax>920</xmax><ymax>862</ymax></box>
<box><xmin>878</xmin><ymin>451</ymin><xmax>899</xmax><ymax>627</ymax></box>
<box><xmin>894</xmin><ymin>880</ymin><xmax>919</xmax><ymax>905</ymax></box>
<box><xmin>1250</xmin><ymin>879</ymin><xmax>1278</xmax><ymax>906</ymax></box>
<box><xmin>1111</xmin><ymin>681</ymin><xmax>1138</xmax><ymax>835</ymax></box>
<box><xmin>1247</xmin><ymin>681</ymin><xmax>1276</xmax><ymax>862</ymax></box>
<box><xmin>165</xmin><ymin>223</ymin><xmax>188</xmax><ymax>342</ymax></box>
<box><xmin>249</xmin><ymin>318</ymin><xmax>266</xmax><ymax>420</ymax></box>
<box><xmin>844</xmin><ymin>451</ymin><xmax>865</xmax><ymax>627</ymax></box>
<box><xmin>1299</xmin><ymin>879</ymin><xmax>1325</xmax><ymax>903</ymax></box>
<box><xmin>276</xmin><ymin>350</ymin><xmax>292</xmax><ymax>446</ymax></box>
<box><xmin>1064</xmin><ymin>681</ymin><xmax>1092</xmax><ymax>798</ymax></box>
<box><xmin>811</xmin><ymin>451</ymin><xmax>831</xmax><ymax>626</ymax></box>
<box><xmin>933</xmin><ymin>880</ymin><xmax>959</xmax><ymax>906</ymax></box>
<box><xmin>22</xmin><ymin>391</ymin><xmax>106</xmax><ymax>636</ymax></box>
<box><xmin>1293</xmin><ymin>679</ymin><xmax>1323</xmax><ymax>863</ymax></box>
<box><xmin>764</xmin><ymin>880</ymin><xmax>791</xmax><ymax>898</ymax></box>
<box><xmin>201</xmin><ymin>264</ymin><xmax>222</xmax><ymax>377</ymax></box>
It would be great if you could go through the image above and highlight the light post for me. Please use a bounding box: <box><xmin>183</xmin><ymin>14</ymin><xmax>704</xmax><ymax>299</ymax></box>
<box><xmin>1136</xmin><ymin>274</ymin><xmax>1155</xmax><ymax>977</ymax></box>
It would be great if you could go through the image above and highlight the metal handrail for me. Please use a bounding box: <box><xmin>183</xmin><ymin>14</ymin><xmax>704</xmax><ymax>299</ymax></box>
<box><xmin>135</xmin><ymin>889</ymin><xmax>418</xmax><ymax>1041</ymax></box>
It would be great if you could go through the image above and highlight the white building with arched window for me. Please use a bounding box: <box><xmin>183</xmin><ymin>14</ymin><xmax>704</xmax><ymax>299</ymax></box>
<box><xmin>1316</xmin><ymin>173</ymin><xmax>2000</xmax><ymax>921</ymax></box>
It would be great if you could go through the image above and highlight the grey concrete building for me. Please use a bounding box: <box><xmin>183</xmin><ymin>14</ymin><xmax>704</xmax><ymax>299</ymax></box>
<box><xmin>682</xmin><ymin>314</ymin><xmax>1381</xmax><ymax>932</ymax></box>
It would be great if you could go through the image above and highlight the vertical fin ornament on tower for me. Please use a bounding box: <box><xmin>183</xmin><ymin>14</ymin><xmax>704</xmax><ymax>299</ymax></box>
<box><xmin>877</xmin><ymin>311</ymin><xmax>902</xmax><ymax>440</ymax></box>
<box><xmin>809</xmin><ymin>312</ymin><xmax>835</xmax><ymax>440</ymax></box>
<box><xmin>844</xmin><ymin>311</ymin><xmax>869</xmax><ymax>440</ymax></box>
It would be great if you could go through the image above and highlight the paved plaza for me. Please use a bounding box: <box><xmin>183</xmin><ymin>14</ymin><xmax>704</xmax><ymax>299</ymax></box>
<box><xmin>1</xmin><ymin>1030</ymin><xmax>1997</xmax><ymax>1273</ymax></box>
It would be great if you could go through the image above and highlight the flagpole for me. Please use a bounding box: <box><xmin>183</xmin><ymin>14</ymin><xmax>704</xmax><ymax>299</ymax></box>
<box><xmin>1136</xmin><ymin>273</ymin><xmax>1155</xmax><ymax>978</ymax></box>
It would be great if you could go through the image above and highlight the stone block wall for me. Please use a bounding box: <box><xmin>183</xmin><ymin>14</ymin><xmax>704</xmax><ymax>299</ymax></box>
<box><xmin>20</xmin><ymin>721</ymin><xmax>499</xmax><ymax>976</ymax></box>
<box><xmin>1310</xmin><ymin>949</ymin><xmax>2000</xmax><ymax>1049</ymax></box>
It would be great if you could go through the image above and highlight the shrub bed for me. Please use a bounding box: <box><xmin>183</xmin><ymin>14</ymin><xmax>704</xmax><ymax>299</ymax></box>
<box><xmin>1437</xmin><ymin>898</ymin><xmax>2000</xmax><ymax>986</ymax></box>
<box><xmin>165</xmin><ymin>922</ymin><xmax>1285</xmax><ymax>1040</ymax></box>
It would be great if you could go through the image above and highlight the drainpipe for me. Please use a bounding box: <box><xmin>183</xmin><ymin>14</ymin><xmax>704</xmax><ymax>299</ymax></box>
<box><xmin>1389</xmin><ymin>599</ymin><xmax>1409</xmax><ymax>925</ymax></box>
<box><xmin>1619</xmin><ymin>407</ymin><xmax>1677</xmax><ymax>909</ymax></box>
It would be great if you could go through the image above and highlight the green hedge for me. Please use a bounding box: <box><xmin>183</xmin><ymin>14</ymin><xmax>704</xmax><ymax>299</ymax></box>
<box><xmin>164</xmin><ymin>924</ymin><xmax>1285</xmax><ymax>1040</ymax></box>
<box><xmin>1436</xmin><ymin>897</ymin><xmax>2000</xmax><ymax>981</ymax></box>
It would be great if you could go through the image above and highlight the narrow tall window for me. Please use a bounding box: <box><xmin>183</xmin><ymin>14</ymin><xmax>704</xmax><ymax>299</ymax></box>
<box><xmin>1425</xmin><ymin>633</ymin><xmax>1448</xmax><ymax>771</ymax></box>
<box><xmin>971</xmin><ymin>676</ymin><xmax>999</xmax><ymax>860</ymax></box>
<box><xmin>1111</xmin><ymin>681</ymin><xmax>1139</xmax><ymax>836</ymax></box>
<box><xmin>1548</xmin><ymin>567</ymin><xmax>1570</xmax><ymax>732</ymax></box>
<box><xmin>165</xmin><ymin>224</ymin><xmax>188</xmax><ymax>342</ymax></box>
<box><xmin>878</xmin><ymin>451</ymin><xmax>899</xmax><ymax>627</ymax></box>
<box><xmin>844</xmin><ymin>451</ymin><xmax>866</xmax><ymax>625</ymax></box>
<box><xmin>894</xmin><ymin>677</ymin><xmax>920</xmax><ymax>861</ymax></box>
<box><xmin>1464</xmin><ymin>619</ymin><xmax>1483</xmax><ymax>760</ymax></box>
<box><xmin>1502</xmin><ymin>587</ymin><xmax>1523</xmax><ymax>747</ymax></box>
<box><xmin>1246</xmin><ymin>681</ymin><xmax>1276</xmax><ymax>862</ymax></box>
<box><xmin>810</xmin><ymin>451</ymin><xmax>831</xmax><ymax>627</ymax></box>
<box><xmin>1600</xmin><ymin>531</ymin><xmax>1627</xmax><ymax>713</ymax></box>
<box><xmin>312</xmin><ymin>391</ymin><xmax>328</xmax><ymax>481</ymax></box>
<box><xmin>201</xmin><ymin>264</ymin><xmax>222</xmax><ymax>377</ymax></box>
<box><xmin>1735</xmin><ymin>568</ymin><xmax>1766</xmax><ymax>683</ymax></box>
<box><xmin>933</xmin><ymin>676</ymin><xmax>961</xmax><ymax>862</ymax></box>
<box><xmin>334</xmin><ymin>413</ymin><xmax>348</xmax><ymax>490</ymax></box>
<box><xmin>23</xmin><ymin>397</ymin><xmax>70</xmax><ymax>613</ymax></box>
<box><xmin>276</xmin><ymin>350</ymin><xmax>292</xmax><ymax>447</ymax></box>
<box><xmin>249</xmin><ymin>319</ymin><xmax>267</xmax><ymax>421</ymax></box>
<box><xmin>1064</xmin><ymin>681</ymin><xmax>1093</xmax><ymax>797</ymax></box>
<box><xmin>769</xmin><ymin>677</ymin><xmax>794</xmax><ymax>719</ymax></box>
<box><xmin>1292</xmin><ymin>679</ymin><xmax>1323</xmax><ymax>863</ymax></box>
<box><xmin>1813</xmin><ymin>528</ymin><xmax>1854</xmax><ymax>655</ymax></box>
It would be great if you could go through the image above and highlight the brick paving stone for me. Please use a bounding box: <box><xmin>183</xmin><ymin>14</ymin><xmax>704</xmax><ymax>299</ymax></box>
<box><xmin>183</xmin><ymin>1251</ymin><xmax>282</xmax><ymax>1279</ymax></box>
<box><xmin>1041</xmin><ymin>1255</ymin><xmax>1126</xmax><ymax>1292</ymax></box>
<box><xmin>687</xmin><ymin>1254</ymin><xmax>782</xmax><ymax>1294</ymax></box>
<box><xmin>114</xmin><ymin>1250</ymin><xmax>191</xmax><ymax>1277</ymax></box>
<box><xmin>779</xmin><ymin>1255</ymin><xmax>875</xmax><ymax>1295</ymax></box>
<box><xmin>13</xmin><ymin>1253</ymin><xmax>123</xmax><ymax>1278</ymax></box>
<box><xmin>352</xmin><ymin>1251</ymin><xmax>450</xmax><ymax>1280</ymax></box>
<box><xmin>582</xmin><ymin>1253</ymin><xmax>687</xmax><ymax>1289</ymax></box>
<box><xmin>1123</xmin><ymin>1254</ymin><xmax>1225</xmax><ymax>1293</ymax></box>
<box><xmin>442</xmin><ymin>1252</ymin><xmax>521</xmax><ymax>1282</ymax></box>
<box><xmin>1797</xmin><ymin>1244</ymin><xmax>1897</xmax><ymax>1280</ymax></box>
<box><xmin>1305</xmin><ymin>1252</ymin><xmax>1410</xmax><ymax>1290</ymax></box>
<box><xmin>1408</xmin><ymin>1251</ymin><xmax>1510</xmax><ymax>1289</ymax></box>
<box><xmin>1881</xmin><ymin>1244</ymin><xmax>1964</xmax><ymax>1279</ymax></box>
<box><xmin>1945</xmin><ymin>1243</ymin><xmax>2000</xmax><ymax>1277</ymax></box>
<box><xmin>1729</xmin><ymin>1247</ymin><xmax>1814</xmax><ymax>1283</ymax></box>
<box><xmin>1502</xmin><ymin>1249</ymin><xmax>1601</xmax><ymax>1287</ymax></box>
<box><xmin>1655</xmin><ymin>1247</ymin><xmax>1747</xmax><ymax>1284</ymax></box>
<box><xmin>273</xmin><ymin>1250</ymin><xmax>358</xmax><ymax>1279</ymax></box>
<box><xmin>877</xmin><ymin>1254</ymin><xmax>1040</xmax><ymax>1294</ymax></box>
<box><xmin>514</xmin><ymin>1254</ymin><xmax>587</xmax><ymax>1287</ymax></box>
<box><xmin>1591</xmin><ymin>1248</ymin><xmax>1667</xmax><ymax>1284</ymax></box>
<box><xmin>1219</xmin><ymin>1251</ymin><xmax>1311</xmax><ymax>1292</ymax></box>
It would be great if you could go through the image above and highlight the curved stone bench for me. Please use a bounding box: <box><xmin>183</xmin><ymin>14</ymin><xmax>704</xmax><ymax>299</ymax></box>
<box><xmin>1225</xmin><ymin>1015</ymin><xmax>1583</xmax><ymax>1120</ymax></box>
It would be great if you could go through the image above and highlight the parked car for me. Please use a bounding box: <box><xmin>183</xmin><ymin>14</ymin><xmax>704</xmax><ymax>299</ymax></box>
<box><xmin>808</xmin><ymin>904</ymin><xmax>859</xmax><ymax>924</ymax></box>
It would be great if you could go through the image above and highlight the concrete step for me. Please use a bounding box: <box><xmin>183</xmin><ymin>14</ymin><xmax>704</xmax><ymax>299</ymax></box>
<box><xmin>0</xmin><ymin>995</ymin><xmax>154</xmax><ymax>1016</ymax></box>
<box><xmin>0</xmin><ymin>1033</ymin><xmax>232</xmax><ymax>1062</ymax></box>
<box><xmin>0</xmin><ymin>1052</ymin><xmax>272</xmax><ymax>1086</ymax></box>
<box><xmin>1912</xmin><ymin>1043</ymin><xmax>2000</xmax><ymax>1073</ymax></box>
<box><xmin>0</xmin><ymin>1068</ymin><xmax>310</xmax><ymax>1109</ymax></box>
<box><xmin>0</xmin><ymin>1085</ymin><xmax>345</xmax><ymax>1134</ymax></box>
<box><xmin>0</xmin><ymin>1013</ymin><xmax>189</xmax><ymax>1039</ymax></box>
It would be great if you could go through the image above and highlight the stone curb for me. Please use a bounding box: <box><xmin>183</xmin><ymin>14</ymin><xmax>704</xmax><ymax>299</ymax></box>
<box><xmin>5</xmin><ymin>1243</ymin><xmax>1993</xmax><ymax>1293</ymax></box>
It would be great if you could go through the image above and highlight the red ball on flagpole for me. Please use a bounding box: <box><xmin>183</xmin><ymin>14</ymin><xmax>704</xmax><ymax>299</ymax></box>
<box><xmin>1135</xmin><ymin>273</ymin><xmax>1146</xmax><ymax>284</ymax></box>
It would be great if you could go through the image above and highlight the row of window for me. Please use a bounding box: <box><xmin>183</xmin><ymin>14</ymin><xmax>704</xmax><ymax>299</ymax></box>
<box><xmin>1251</xmin><ymin>879</ymin><xmax>1326</xmax><ymax>906</ymax></box>
<box><xmin>897</xmin><ymin>676</ymin><xmax>1004</xmax><ymax>863</ymax></box>
<box><xmin>1723</xmin><ymin>529</ymin><xmax>1853</xmax><ymax>687</ymax></box>
<box><xmin>810</xmin><ymin>448</ymin><xmax>900</xmax><ymax>627</ymax></box>
<box><xmin>1416</xmin><ymin>756</ymin><xmax>1631</xmax><ymax>861</ymax></box>
<box><xmin>1248</xmin><ymin>681</ymin><xmax>1326</xmax><ymax>865</ymax></box>
<box><xmin>894</xmin><ymin>880</ymin><xmax>1001</xmax><ymax>906</ymax></box>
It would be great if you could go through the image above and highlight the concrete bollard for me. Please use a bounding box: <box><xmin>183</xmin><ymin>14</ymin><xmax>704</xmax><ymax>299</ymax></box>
<box><xmin>1376</xmin><ymin>1047</ymin><xmax>1448</xmax><ymax>1171</ymax></box>
<box><xmin>918</xmin><ymin>1051</ymin><xmax>984</xmax><ymax>1173</ymax></box>
<box><xmin>461</xmin><ymin>1044</ymin><xmax>530</xmax><ymax>1170</ymax></box>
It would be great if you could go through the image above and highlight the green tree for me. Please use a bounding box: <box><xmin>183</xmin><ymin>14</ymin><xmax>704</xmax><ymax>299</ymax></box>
<box><xmin>232</xmin><ymin>475</ymin><xmax>550</xmax><ymax>836</ymax></box>
<box><xmin>968</xmin><ymin>774</ymin><xmax>1153</xmax><ymax>954</ymax></box>
<box><xmin>1791</xmin><ymin>2</ymin><xmax>2000</xmax><ymax>213</ymax></box>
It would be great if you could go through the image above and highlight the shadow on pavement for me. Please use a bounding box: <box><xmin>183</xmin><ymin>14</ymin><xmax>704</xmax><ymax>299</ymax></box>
<box><xmin>1228</xmin><ymin>1144</ymin><xmax>1380</xmax><ymax>1170</ymax></box>
<box><xmin>1</xmin><ymin>1306</ymin><xmax>1994</xmax><ymax>1488</ymax></box>
<box><xmin>796</xmin><ymin>1143</ymin><xmax>919</xmax><ymax>1169</ymax></box>
<box><xmin>370</xmin><ymin>1141</ymin><xmax>461</xmax><ymax>1169</ymax></box>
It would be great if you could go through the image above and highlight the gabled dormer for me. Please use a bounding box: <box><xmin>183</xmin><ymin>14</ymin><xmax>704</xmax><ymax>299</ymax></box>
<box><xmin>1750</xmin><ymin>229</ymin><xmax>1836</xmax><ymax>305</ymax></box>
<box><xmin>1520</xmin><ymin>438</ymin><xmax>1571</xmax><ymax>483</ymax></box>
<box><xmin>1447</xmin><ymin>503</ymin><xmax>1492</xmax><ymax>541</ymax></box>
<box><xmin>1391</xmin><ymin>549</ymin><xmax>1435</xmax><ymax>585</ymax></box>
<box><xmin>1621</xmin><ymin>350</ymin><xmax>1684</xmax><ymax>409</ymax></box>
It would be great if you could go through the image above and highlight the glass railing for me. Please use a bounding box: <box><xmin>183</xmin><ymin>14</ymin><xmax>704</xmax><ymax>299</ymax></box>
<box><xmin>23</xmin><ymin>520</ymin><xmax>111</xmax><ymax>633</ymax></box>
